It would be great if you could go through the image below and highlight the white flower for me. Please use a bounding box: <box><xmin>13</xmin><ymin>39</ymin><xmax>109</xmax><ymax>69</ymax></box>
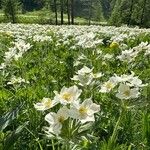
<box><xmin>0</xmin><ymin>63</ymin><xmax>7</xmax><ymax>70</ymax></box>
<box><xmin>112</xmin><ymin>73</ymin><xmax>134</xmax><ymax>83</ymax></box>
<box><xmin>96</xmin><ymin>49</ymin><xmax>102</xmax><ymax>55</ymax></box>
<box><xmin>54</xmin><ymin>85</ymin><xmax>82</xmax><ymax>105</ymax></box>
<box><xmin>71</xmin><ymin>66</ymin><xmax>94</xmax><ymax>86</ymax></box>
<box><xmin>74</xmin><ymin>60</ymin><xmax>82</xmax><ymax>67</ymax></box>
<box><xmin>133</xmin><ymin>42</ymin><xmax>148</xmax><ymax>52</ymax></box>
<box><xmin>34</xmin><ymin>98</ymin><xmax>58</xmax><ymax>111</ymax></box>
<box><xmin>14</xmin><ymin>52</ymin><xmax>23</xmax><ymax>60</ymax></box>
<box><xmin>117</xmin><ymin>49</ymin><xmax>137</xmax><ymax>62</ymax></box>
<box><xmin>45</xmin><ymin>106</ymin><xmax>69</xmax><ymax>135</ymax></box>
<box><xmin>113</xmin><ymin>72</ymin><xmax>147</xmax><ymax>88</ymax></box>
<box><xmin>14</xmin><ymin>40</ymin><xmax>32</xmax><ymax>52</ymax></box>
<box><xmin>77</xmin><ymin>66</ymin><xmax>93</xmax><ymax>75</ymax></box>
<box><xmin>128</xmin><ymin>76</ymin><xmax>148</xmax><ymax>87</ymax></box>
<box><xmin>7</xmin><ymin>76</ymin><xmax>29</xmax><ymax>85</ymax></box>
<box><xmin>78</xmin><ymin>53</ymin><xmax>87</xmax><ymax>60</ymax></box>
<box><xmin>69</xmin><ymin>98</ymin><xmax>100</xmax><ymax>124</ymax></box>
<box><xmin>72</xmin><ymin>74</ymin><xmax>93</xmax><ymax>86</ymax></box>
<box><xmin>91</xmin><ymin>72</ymin><xmax>103</xmax><ymax>79</ymax></box>
<box><xmin>116</xmin><ymin>84</ymin><xmax>140</xmax><ymax>99</ymax></box>
<box><xmin>33</xmin><ymin>35</ymin><xmax>52</xmax><ymax>42</ymax></box>
<box><xmin>104</xmin><ymin>54</ymin><xmax>113</xmax><ymax>60</ymax></box>
<box><xmin>99</xmin><ymin>78</ymin><xmax>117</xmax><ymax>93</ymax></box>
<box><xmin>4</xmin><ymin>47</ymin><xmax>17</xmax><ymax>63</ymax></box>
<box><xmin>145</xmin><ymin>44</ymin><xmax>150</xmax><ymax>56</ymax></box>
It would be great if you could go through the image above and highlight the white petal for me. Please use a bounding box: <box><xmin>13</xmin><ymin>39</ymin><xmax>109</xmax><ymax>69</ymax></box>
<box><xmin>45</xmin><ymin>112</ymin><xmax>56</xmax><ymax>125</ymax></box>
<box><xmin>82</xmin><ymin>98</ymin><xmax>93</xmax><ymax>107</ymax></box>
<box><xmin>34</xmin><ymin>103</ymin><xmax>45</xmax><ymax>111</ymax></box>
<box><xmin>69</xmin><ymin>107</ymin><xmax>79</xmax><ymax>119</ymax></box>
<box><xmin>52</xmin><ymin>123</ymin><xmax>62</xmax><ymax>135</ymax></box>
<box><xmin>89</xmin><ymin>103</ymin><xmax>100</xmax><ymax>114</ymax></box>
<box><xmin>118</xmin><ymin>84</ymin><xmax>130</xmax><ymax>93</ymax></box>
<box><xmin>80</xmin><ymin>115</ymin><xmax>95</xmax><ymax>124</ymax></box>
<box><xmin>116</xmin><ymin>93</ymin><xmax>125</xmax><ymax>99</ymax></box>
<box><xmin>57</xmin><ymin>106</ymin><xmax>69</xmax><ymax>120</ymax></box>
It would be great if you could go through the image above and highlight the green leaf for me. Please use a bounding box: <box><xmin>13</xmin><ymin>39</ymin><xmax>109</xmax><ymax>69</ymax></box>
<box><xmin>3</xmin><ymin>121</ymin><xmax>29</xmax><ymax>150</ymax></box>
<box><xmin>0</xmin><ymin>103</ymin><xmax>24</xmax><ymax>131</ymax></box>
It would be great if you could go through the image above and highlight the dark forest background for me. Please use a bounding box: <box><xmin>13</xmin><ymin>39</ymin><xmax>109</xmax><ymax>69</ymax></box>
<box><xmin>0</xmin><ymin>0</ymin><xmax>149</xmax><ymax>27</ymax></box>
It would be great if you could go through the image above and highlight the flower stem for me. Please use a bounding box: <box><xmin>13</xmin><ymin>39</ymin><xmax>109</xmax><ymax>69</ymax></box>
<box><xmin>109</xmin><ymin>100</ymin><xmax>126</xmax><ymax>148</ymax></box>
<box><xmin>110</xmin><ymin>110</ymin><xmax>123</xmax><ymax>143</ymax></box>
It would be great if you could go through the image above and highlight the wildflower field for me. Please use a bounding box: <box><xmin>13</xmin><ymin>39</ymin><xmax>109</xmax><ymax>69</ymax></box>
<box><xmin>0</xmin><ymin>23</ymin><xmax>150</xmax><ymax>150</ymax></box>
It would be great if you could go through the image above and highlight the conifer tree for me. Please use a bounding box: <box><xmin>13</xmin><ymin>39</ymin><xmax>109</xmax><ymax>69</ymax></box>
<box><xmin>109</xmin><ymin>0</ymin><xmax>122</xmax><ymax>26</ymax></box>
<box><xmin>3</xmin><ymin>0</ymin><xmax>20</xmax><ymax>23</ymax></box>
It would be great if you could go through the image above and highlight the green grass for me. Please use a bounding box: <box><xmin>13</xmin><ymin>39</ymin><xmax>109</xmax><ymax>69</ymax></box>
<box><xmin>0</xmin><ymin>24</ymin><xmax>150</xmax><ymax>150</ymax></box>
<box><xmin>0</xmin><ymin>10</ymin><xmax>107</xmax><ymax>25</ymax></box>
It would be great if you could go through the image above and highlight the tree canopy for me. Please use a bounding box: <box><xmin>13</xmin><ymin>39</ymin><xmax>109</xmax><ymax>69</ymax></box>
<box><xmin>0</xmin><ymin>0</ymin><xmax>149</xmax><ymax>27</ymax></box>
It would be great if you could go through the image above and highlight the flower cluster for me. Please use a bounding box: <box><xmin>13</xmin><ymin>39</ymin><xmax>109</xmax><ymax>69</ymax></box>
<box><xmin>99</xmin><ymin>72</ymin><xmax>147</xmax><ymax>99</ymax></box>
<box><xmin>34</xmin><ymin>85</ymin><xmax>100</xmax><ymax>136</ymax></box>
<box><xmin>0</xmin><ymin>40</ymin><xmax>32</xmax><ymax>69</ymax></box>
<box><xmin>7</xmin><ymin>76</ymin><xmax>29</xmax><ymax>85</ymax></box>
<box><xmin>117</xmin><ymin>42</ymin><xmax>150</xmax><ymax>62</ymax></box>
<box><xmin>71</xmin><ymin>66</ymin><xmax>102</xmax><ymax>86</ymax></box>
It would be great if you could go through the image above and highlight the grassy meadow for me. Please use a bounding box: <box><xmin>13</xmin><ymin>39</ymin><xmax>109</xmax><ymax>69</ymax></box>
<box><xmin>0</xmin><ymin>10</ymin><xmax>106</xmax><ymax>25</ymax></box>
<box><xmin>0</xmin><ymin>24</ymin><xmax>150</xmax><ymax>150</ymax></box>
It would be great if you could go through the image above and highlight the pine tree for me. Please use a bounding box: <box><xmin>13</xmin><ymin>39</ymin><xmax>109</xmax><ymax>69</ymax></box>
<box><xmin>3</xmin><ymin>0</ymin><xmax>20</xmax><ymax>23</ymax></box>
<box><xmin>101</xmin><ymin>0</ymin><xmax>111</xmax><ymax>19</ymax></box>
<box><xmin>140</xmin><ymin>0</ymin><xmax>149</xmax><ymax>27</ymax></box>
<box><xmin>110</xmin><ymin>0</ymin><xmax>150</xmax><ymax>27</ymax></box>
<box><xmin>109</xmin><ymin>0</ymin><xmax>122</xmax><ymax>26</ymax></box>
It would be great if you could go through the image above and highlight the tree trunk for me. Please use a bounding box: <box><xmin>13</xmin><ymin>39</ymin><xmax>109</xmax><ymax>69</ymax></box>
<box><xmin>67</xmin><ymin>0</ymin><xmax>70</xmax><ymax>25</ymax></box>
<box><xmin>70</xmin><ymin>0</ymin><xmax>74</xmax><ymax>25</ymax></box>
<box><xmin>127</xmin><ymin>0</ymin><xmax>134</xmax><ymax>25</ymax></box>
<box><xmin>0</xmin><ymin>0</ymin><xmax>2</xmax><ymax>9</ymax></box>
<box><xmin>9</xmin><ymin>0</ymin><xmax>16</xmax><ymax>23</ymax></box>
<box><xmin>54</xmin><ymin>0</ymin><xmax>58</xmax><ymax>25</ymax></box>
<box><xmin>61</xmin><ymin>0</ymin><xmax>64</xmax><ymax>25</ymax></box>
<box><xmin>140</xmin><ymin>0</ymin><xmax>147</xmax><ymax>27</ymax></box>
<box><xmin>88</xmin><ymin>0</ymin><xmax>92</xmax><ymax>25</ymax></box>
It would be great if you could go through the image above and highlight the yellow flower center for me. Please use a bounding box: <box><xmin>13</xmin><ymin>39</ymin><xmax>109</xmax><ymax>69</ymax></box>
<box><xmin>43</xmin><ymin>99</ymin><xmax>52</xmax><ymax>108</ymax></box>
<box><xmin>79</xmin><ymin>106</ymin><xmax>87</xmax><ymax>116</ymax></box>
<box><xmin>93</xmin><ymin>73</ymin><xmax>97</xmax><ymax>78</ymax></box>
<box><xmin>58</xmin><ymin>116</ymin><xmax>65</xmax><ymax>123</ymax></box>
<box><xmin>62</xmin><ymin>93</ymin><xmax>72</xmax><ymax>101</ymax></box>
<box><xmin>106</xmin><ymin>82</ymin><xmax>113</xmax><ymax>89</ymax></box>
<box><xmin>123</xmin><ymin>90</ymin><xmax>130</xmax><ymax>97</ymax></box>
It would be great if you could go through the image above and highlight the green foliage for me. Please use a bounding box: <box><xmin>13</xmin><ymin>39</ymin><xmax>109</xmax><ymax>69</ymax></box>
<box><xmin>21</xmin><ymin>0</ymin><xmax>46</xmax><ymax>12</ymax></box>
<box><xmin>0</xmin><ymin>24</ymin><xmax>150</xmax><ymax>149</ymax></box>
<box><xmin>2</xmin><ymin>0</ymin><xmax>20</xmax><ymax>23</ymax></box>
<box><xmin>0</xmin><ymin>103</ymin><xmax>27</xmax><ymax>149</ymax></box>
<box><xmin>109</xmin><ymin>0</ymin><xmax>150</xmax><ymax>27</ymax></box>
<box><xmin>3</xmin><ymin>122</ymin><xmax>28</xmax><ymax>150</ymax></box>
<box><xmin>109</xmin><ymin>0</ymin><xmax>123</xmax><ymax>26</ymax></box>
<box><xmin>0</xmin><ymin>103</ymin><xmax>24</xmax><ymax>131</ymax></box>
<box><xmin>0</xmin><ymin>0</ymin><xmax>149</xmax><ymax>27</ymax></box>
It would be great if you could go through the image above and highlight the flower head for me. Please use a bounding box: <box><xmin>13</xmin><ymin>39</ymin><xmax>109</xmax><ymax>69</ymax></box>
<box><xmin>45</xmin><ymin>106</ymin><xmax>69</xmax><ymax>135</ymax></box>
<box><xmin>34</xmin><ymin>98</ymin><xmax>58</xmax><ymax>111</ymax></box>
<box><xmin>70</xmin><ymin>98</ymin><xmax>100</xmax><ymax>123</ymax></box>
<box><xmin>99</xmin><ymin>78</ymin><xmax>117</xmax><ymax>93</ymax></box>
<box><xmin>116</xmin><ymin>84</ymin><xmax>140</xmax><ymax>100</ymax></box>
<box><xmin>54</xmin><ymin>85</ymin><xmax>82</xmax><ymax>105</ymax></box>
